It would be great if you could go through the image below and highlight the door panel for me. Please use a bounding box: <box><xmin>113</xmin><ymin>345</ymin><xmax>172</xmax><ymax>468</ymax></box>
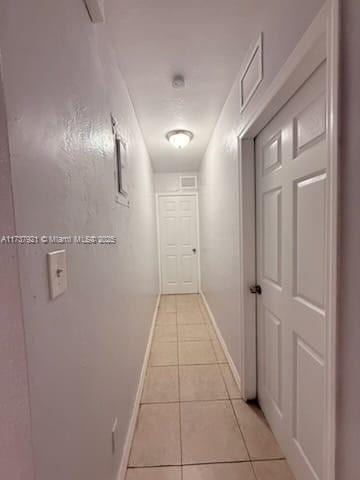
<box><xmin>181</xmin><ymin>255</ymin><xmax>193</xmax><ymax>284</ymax></box>
<box><xmin>264</xmin><ymin>309</ymin><xmax>282</xmax><ymax>413</ymax></box>
<box><xmin>165</xmin><ymin>255</ymin><xmax>177</xmax><ymax>285</ymax></box>
<box><xmin>256</xmin><ymin>62</ymin><xmax>327</xmax><ymax>480</ymax></box>
<box><xmin>262</xmin><ymin>188</ymin><xmax>282</xmax><ymax>286</ymax></box>
<box><xmin>294</xmin><ymin>95</ymin><xmax>326</xmax><ymax>155</ymax></box>
<box><xmin>179</xmin><ymin>216</ymin><xmax>192</xmax><ymax>245</ymax></box>
<box><xmin>165</xmin><ymin>217</ymin><xmax>177</xmax><ymax>246</ymax></box>
<box><xmin>159</xmin><ymin>195</ymin><xmax>198</xmax><ymax>294</ymax></box>
<box><xmin>294</xmin><ymin>337</ymin><xmax>324</xmax><ymax>478</ymax></box>
<box><xmin>294</xmin><ymin>173</ymin><xmax>326</xmax><ymax>309</ymax></box>
<box><xmin>263</xmin><ymin>132</ymin><xmax>282</xmax><ymax>174</ymax></box>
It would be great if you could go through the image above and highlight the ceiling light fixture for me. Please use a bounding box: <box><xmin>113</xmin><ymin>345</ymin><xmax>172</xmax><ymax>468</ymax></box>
<box><xmin>166</xmin><ymin>130</ymin><xmax>194</xmax><ymax>149</ymax></box>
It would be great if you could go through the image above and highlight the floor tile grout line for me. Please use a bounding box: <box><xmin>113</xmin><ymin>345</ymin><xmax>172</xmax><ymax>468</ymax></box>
<box><xmin>230</xmin><ymin>398</ymin><xmax>286</xmax><ymax>468</ymax></box>
<box><xmin>179</xmin><ymin>296</ymin><xmax>217</xmax><ymax>469</ymax></box>
<box><xmin>140</xmin><ymin>397</ymin><xmax>232</xmax><ymax>406</ymax></box>
<box><xmin>178</xmin><ymin>323</ymin><xmax>207</xmax><ymax>326</ymax></box>
<box><xmin>153</xmin><ymin>336</ymin><xmax>214</xmax><ymax>341</ymax></box>
<box><xmin>179</xmin><ymin>361</ymin><xmax>228</xmax><ymax>366</ymax></box>
<box><xmin>228</xmin><ymin>397</ymin><xmax>261</xmax><ymax>479</ymax></box>
<box><xmin>140</xmin><ymin>399</ymin><xmax>247</xmax><ymax>405</ymax></box>
<box><xmin>176</xmin><ymin>307</ymin><xmax>184</xmax><ymax>476</ymax></box>
<box><xmin>127</xmin><ymin>459</ymin><xmax>253</xmax><ymax>469</ymax></box>
<box><xmin>143</xmin><ymin>369</ymin><xmax>237</xmax><ymax>404</ymax></box>
<box><xmin>150</xmin><ymin>362</ymin><xmax>228</xmax><ymax>367</ymax></box>
<box><xmin>251</xmin><ymin>457</ymin><xmax>286</xmax><ymax>462</ymax></box>
<box><xmin>153</xmin><ymin>338</ymin><xmax>217</xmax><ymax>344</ymax></box>
<box><xmin>126</xmin><ymin>456</ymin><xmax>287</xmax><ymax>470</ymax></box>
<box><xmin>178</xmin><ymin>362</ymin><xmax>228</xmax><ymax>368</ymax></box>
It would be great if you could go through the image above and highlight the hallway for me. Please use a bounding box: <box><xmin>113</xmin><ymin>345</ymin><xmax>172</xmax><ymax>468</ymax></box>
<box><xmin>126</xmin><ymin>295</ymin><xmax>294</xmax><ymax>480</ymax></box>
<box><xmin>1</xmin><ymin>2</ymin><xmax>352</xmax><ymax>480</ymax></box>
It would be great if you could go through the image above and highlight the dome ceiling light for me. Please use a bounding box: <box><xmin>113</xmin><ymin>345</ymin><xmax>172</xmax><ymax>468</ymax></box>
<box><xmin>166</xmin><ymin>130</ymin><xmax>194</xmax><ymax>150</ymax></box>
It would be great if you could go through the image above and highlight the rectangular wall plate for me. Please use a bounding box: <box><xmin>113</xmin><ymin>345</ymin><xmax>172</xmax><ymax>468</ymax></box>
<box><xmin>111</xmin><ymin>114</ymin><xmax>130</xmax><ymax>208</ymax></box>
<box><xmin>240</xmin><ymin>33</ymin><xmax>263</xmax><ymax>112</ymax></box>
<box><xmin>84</xmin><ymin>0</ymin><xmax>105</xmax><ymax>23</ymax></box>
<box><xmin>112</xmin><ymin>418</ymin><xmax>118</xmax><ymax>455</ymax></box>
<box><xmin>47</xmin><ymin>250</ymin><xmax>67</xmax><ymax>299</ymax></box>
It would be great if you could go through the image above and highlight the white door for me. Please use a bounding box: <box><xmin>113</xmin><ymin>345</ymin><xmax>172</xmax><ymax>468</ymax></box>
<box><xmin>158</xmin><ymin>195</ymin><xmax>199</xmax><ymax>294</ymax></box>
<box><xmin>256</xmin><ymin>62</ymin><xmax>327</xmax><ymax>480</ymax></box>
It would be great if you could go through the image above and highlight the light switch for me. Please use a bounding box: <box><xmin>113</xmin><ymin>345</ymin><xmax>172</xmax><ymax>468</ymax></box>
<box><xmin>84</xmin><ymin>0</ymin><xmax>105</xmax><ymax>23</ymax></box>
<box><xmin>47</xmin><ymin>250</ymin><xmax>67</xmax><ymax>299</ymax></box>
<box><xmin>112</xmin><ymin>418</ymin><xmax>118</xmax><ymax>455</ymax></box>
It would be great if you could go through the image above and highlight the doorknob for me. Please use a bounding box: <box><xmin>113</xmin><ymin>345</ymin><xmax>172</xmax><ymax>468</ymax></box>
<box><xmin>192</xmin><ymin>248</ymin><xmax>197</xmax><ymax>253</ymax></box>
<box><xmin>249</xmin><ymin>284</ymin><xmax>262</xmax><ymax>294</ymax></box>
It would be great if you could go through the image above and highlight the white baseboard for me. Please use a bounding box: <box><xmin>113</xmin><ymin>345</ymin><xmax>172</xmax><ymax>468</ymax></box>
<box><xmin>199</xmin><ymin>290</ymin><xmax>243</xmax><ymax>396</ymax></box>
<box><xmin>117</xmin><ymin>293</ymin><xmax>160</xmax><ymax>480</ymax></box>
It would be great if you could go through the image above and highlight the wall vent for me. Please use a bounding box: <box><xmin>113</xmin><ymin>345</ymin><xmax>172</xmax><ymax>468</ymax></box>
<box><xmin>180</xmin><ymin>176</ymin><xmax>197</xmax><ymax>190</ymax></box>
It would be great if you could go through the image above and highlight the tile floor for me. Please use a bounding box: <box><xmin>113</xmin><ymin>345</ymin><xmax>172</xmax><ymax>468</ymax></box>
<box><xmin>127</xmin><ymin>294</ymin><xmax>295</xmax><ymax>480</ymax></box>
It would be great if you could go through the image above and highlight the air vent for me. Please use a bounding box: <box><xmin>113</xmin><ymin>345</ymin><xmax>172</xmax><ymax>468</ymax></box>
<box><xmin>180</xmin><ymin>176</ymin><xmax>197</xmax><ymax>190</ymax></box>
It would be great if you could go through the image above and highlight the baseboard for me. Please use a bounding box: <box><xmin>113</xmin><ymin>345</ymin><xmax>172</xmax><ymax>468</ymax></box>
<box><xmin>199</xmin><ymin>290</ymin><xmax>243</xmax><ymax>396</ymax></box>
<box><xmin>117</xmin><ymin>293</ymin><xmax>161</xmax><ymax>480</ymax></box>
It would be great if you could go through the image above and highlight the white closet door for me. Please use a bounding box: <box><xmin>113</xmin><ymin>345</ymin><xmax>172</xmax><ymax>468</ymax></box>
<box><xmin>159</xmin><ymin>195</ymin><xmax>198</xmax><ymax>294</ymax></box>
<box><xmin>256</xmin><ymin>62</ymin><xmax>327</xmax><ymax>480</ymax></box>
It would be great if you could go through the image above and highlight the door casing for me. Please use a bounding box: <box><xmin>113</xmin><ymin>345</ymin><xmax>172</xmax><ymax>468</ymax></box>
<box><xmin>156</xmin><ymin>192</ymin><xmax>201</xmax><ymax>295</ymax></box>
<box><xmin>237</xmin><ymin>2</ymin><xmax>339</xmax><ymax>480</ymax></box>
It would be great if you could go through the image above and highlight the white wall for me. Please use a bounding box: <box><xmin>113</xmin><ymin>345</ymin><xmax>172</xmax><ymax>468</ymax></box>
<box><xmin>154</xmin><ymin>172</ymin><xmax>198</xmax><ymax>193</ymax></box>
<box><xmin>0</xmin><ymin>3</ymin><xmax>158</xmax><ymax>480</ymax></box>
<box><xmin>198</xmin><ymin>0</ymin><xmax>325</xmax><ymax>372</ymax></box>
<box><xmin>0</xmin><ymin>57</ymin><xmax>35</xmax><ymax>480</ymax></box>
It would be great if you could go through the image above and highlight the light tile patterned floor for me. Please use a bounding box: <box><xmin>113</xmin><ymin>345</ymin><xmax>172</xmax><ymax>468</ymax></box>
<box><xmin>127</xmin><ymin>294</ymin><xmax>295</xmax><ymax>480</ymax></box>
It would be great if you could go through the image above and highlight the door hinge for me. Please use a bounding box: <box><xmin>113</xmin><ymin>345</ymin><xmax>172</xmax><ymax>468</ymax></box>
<box><xmin>249</xmin><ymin>284</ymin><xmax>262</xmax><ymax>295</ymax></box>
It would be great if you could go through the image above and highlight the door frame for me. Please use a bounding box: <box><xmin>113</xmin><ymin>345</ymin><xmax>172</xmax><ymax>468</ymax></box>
<box><xmin>155</xmin><ymin>192</ymin><xmax>201</xmax><ymax>295</ymax></box>
<box><xmin>237</xmin><ymin>2</ymin><xmax>339</xmax><ymax>479</ymax></box>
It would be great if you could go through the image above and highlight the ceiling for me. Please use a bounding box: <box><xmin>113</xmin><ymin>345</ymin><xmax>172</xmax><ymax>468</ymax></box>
<box><xmin>106</xmin><ymin>0</ymin><xmax>323</xmax><ymax>173</ymax></box>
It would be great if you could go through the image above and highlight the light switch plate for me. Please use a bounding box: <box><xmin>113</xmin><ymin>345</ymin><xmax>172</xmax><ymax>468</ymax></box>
<box><xmin>84</xmin><ymin>0</ymin><xmax>105</xmax><ymax>23</ymax></box>
<box><xmin>112</xmin><ymin>418</ymin><xmax>118</xmax><ymax>455</ymax></box>
<box><xmin>47</xmin><ymin>250</ymin><xmax>67</xmax><ymax>299</ymax></box>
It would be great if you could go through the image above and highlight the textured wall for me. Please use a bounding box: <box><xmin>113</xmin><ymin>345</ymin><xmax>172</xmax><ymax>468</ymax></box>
<box><xmin>0</xmin><ymin>58</ymin><xmax>35</xmax><ymax>480</ymax></box>
<box><xmin>0</xmin><ymin>2</ymin><xmax>158</xmax><ymax>480</ymax></box>
<box><xmin>337</xmin><ymin>0</ymin><xmax>360</xmax><ymax>477</ymax></box>
<box><xmin>198</xmin><ymin>0</ymin><xmax>325</xmax><ymax>372</ymax></box>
